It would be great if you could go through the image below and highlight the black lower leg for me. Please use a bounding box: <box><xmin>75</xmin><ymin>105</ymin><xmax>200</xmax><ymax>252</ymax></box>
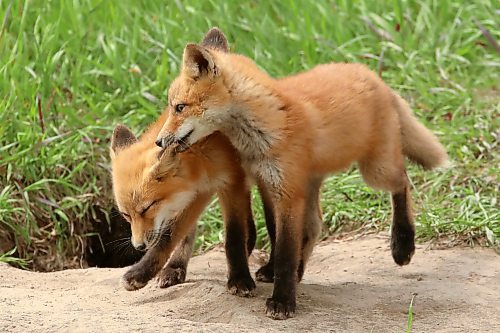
<box><xmin>256</xmin><ymin>184</ymin><xmax>276</xmax><ymax>282</ymax></box>
<box><xmin>266</xmin><ymin>213</ymin><xmax>299</xmax><ymax>320</ymax></box>
<box><xmin>391</xmin><ymin>187</ymin><xmax>415</xmax><ymax>265</ymax></box>
<box><xmin>297</xmin><ymin>176</ymin><xmax>323</xmax><ymax>281</ymax></box>
<box><xmin>225</xmin><ymin>216</ymin><xmax>256</xmax><ymax>296</ymax></box>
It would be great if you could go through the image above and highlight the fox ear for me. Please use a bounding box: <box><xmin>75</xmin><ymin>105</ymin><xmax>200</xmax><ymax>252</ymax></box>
<box><xmin>182</xmin><ymin>43</ymin><xmax>218</xmax><ymax>79</ymax></box>
<box><xmin>201</xmin><ymin>27</ymin><xmax>229</xmax><ymax>52</ymax></box>
<box><xmin>110</xmin><ymin>125</ymin><xmax>137</xmax><ymax>157</ymax></box>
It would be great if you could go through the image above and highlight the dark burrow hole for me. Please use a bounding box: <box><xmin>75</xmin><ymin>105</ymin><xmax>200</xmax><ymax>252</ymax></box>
<box><xmin>85</xmin><ymin>207</ymin><xmax>145</xmax><ymax>268</ymax></box>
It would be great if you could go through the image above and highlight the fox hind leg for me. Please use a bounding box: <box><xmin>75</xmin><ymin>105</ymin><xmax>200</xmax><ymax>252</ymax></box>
<box><xmin>390</xmin><ymin>184</ymin><xmax>415</xmax><ymax>265</ymax></box>
<box><xmin>255</xmin><ymin>182</ymin><xmax>276</xmax><ymax>283</ymax></box>
<box><xmin>297</xmin><ymin>176</ymin><xmax>323</xmax><ymax>281</ymax></box>
<box><xmin>359</xmin><ymin>139</ymin><xmax>415</xmax><ymax>266</ymax></box>
<box><xmin>256</xmin><ymin>177</ymin><xmax>322</xmax><ymax>283</ymax></box>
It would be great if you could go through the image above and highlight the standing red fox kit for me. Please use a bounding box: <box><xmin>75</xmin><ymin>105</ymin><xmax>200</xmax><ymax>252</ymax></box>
<box><xmin>156</xmin><ymin>28</ymin><xmax>448</xmax><ymax>319</ymax></box>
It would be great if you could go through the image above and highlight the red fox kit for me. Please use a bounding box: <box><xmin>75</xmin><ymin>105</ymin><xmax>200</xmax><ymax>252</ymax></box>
<box><xmin>155</xmin><ymin>28</ymin><xmax>448</xmax><ymax>319</ymax></box>
<box><xmin>110</xmin><ymin>112</ymin><xmax>277</xmax><ymax>296</ymax></box>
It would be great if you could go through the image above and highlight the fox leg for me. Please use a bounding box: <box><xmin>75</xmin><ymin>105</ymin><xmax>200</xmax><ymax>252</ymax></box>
<box><xmin>297</xmin><ymin>176</ymin><xmax>323</xmax><ymax>281</ymax></box>
<box><xmin>359</xmin><ymin>137</ymin><xmax>415</xmax><ymax>266</ymax></box>
<box><xmin>390</xmin><ymin>183</ymin><xmax>415</xmax><ymax>265</ymax></box>
<box><xmin>265</xmin><ymin>188</ymin><xmax>305</xmax><ymax>320</ymax></box>
<box><xmin>255</xmin><ymin>182</ymin><xmax>276</xmax><ymax>283</ymax></box>
<box><xmin>256</xmin><ymin>177</ymin><xmax>323</xmax><ymax>283</ymax></box>
<box><xmin>157</xmin><ymin>224</ymin><xmax>196</xmax><ymax>288</ymax></box>
<box><xmin>217</xmin><ymin>185</ymin><xmax>256</xmax><ymax>297</ymax></box>
<box><xmin>121</xmin><ymin>193</ymin><xmax>212</xmax><ymax>291</ymax></box>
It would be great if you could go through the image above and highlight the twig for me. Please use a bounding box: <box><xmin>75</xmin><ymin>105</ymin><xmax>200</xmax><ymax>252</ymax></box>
<box><xmin>342</xmin><ymin>192</ymin><xmax>353</xmax><ymax>202</ymax></box>
<box><xmin>362</xmin><ymin>17</ymin><xmax>394</xmax><ymax>42</ymax></box>
<box><xmin>473</xmin><ymin>18</ymin><xmax>500</xmax><ymax>54</ymax></box>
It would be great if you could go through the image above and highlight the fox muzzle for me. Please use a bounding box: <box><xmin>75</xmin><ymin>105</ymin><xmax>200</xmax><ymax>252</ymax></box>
<box><xmin>155</xmin><ymin>134</ymin><xmax>176</xmax><ymax>148</ymax></box>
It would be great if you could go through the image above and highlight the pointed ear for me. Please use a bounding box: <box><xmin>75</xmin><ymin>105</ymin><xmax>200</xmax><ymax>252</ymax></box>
<box><xmin>182</xmin><ymin>43</ymin><xmax>218</xmax><ymax>79</ymax></box>
<box><xmin>110</xmin><ymin>125</ymin><xmax>137</xmax><ymax>157</ymax></box>
<box><xmin>201</xmin><ymin>27</ymin><xmax>229</xmax><ymax>52</ymax></box>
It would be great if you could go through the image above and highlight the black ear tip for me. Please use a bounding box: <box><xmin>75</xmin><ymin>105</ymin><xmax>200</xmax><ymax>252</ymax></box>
<box><xmin>209</xmin><ymin>27</ymin><xmax>223</xmax><ymax>33</ymax></box>
<box><xmin>155</xmin><ymin>138</ymin><xmax>163</xmax><ymax>147</ymax></box>
<box><xmin>201</xmin><ymin>27</ymin><xmax>228</xmax><ymax>52</ymax></box>
<box><xmin>113</xmin><ymin>124</ymin><xmax>127</xmax><ymax>134</ymax></box>
<box><xmin>111</xmin><ymin>124</ymin><xmax>137</xmax><ymax>152</ymax></box>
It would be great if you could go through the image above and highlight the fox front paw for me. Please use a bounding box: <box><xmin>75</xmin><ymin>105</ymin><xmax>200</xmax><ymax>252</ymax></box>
<box><xmin>157</xmin><ymin>266</ymin><xmax>187</xmax><ymax>288</ymax></box>
<box><xmin>265</xmin><ymin>297</ymin><xmax>296</xmax><ymax>320</ymax></box>
<box><xmin>227</xmin><ymin>275</ymin><xmax>256</xmax><ymax>297</ymax></box>
<box><xmin>121</xmin><ymin>266</ymin><xmax>150</xmax><ymax>291</ymax></box>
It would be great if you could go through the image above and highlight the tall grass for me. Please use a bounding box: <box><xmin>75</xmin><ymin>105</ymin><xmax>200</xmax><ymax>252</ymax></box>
<box><xmin>0</xmin><ymin>0</ymin><xmax>498</xmax><ymax>270</ymax></box>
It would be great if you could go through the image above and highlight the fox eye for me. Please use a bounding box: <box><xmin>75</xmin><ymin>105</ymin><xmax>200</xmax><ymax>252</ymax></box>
<box><xmin>140</xmin><ymin>200</ymin><xmax>158</xmax><ymax>215</ymax></box>
<box><xmin>175</xmin><ymin>104</ymin><xmax>186</xmax><ymax>113</ymax></box>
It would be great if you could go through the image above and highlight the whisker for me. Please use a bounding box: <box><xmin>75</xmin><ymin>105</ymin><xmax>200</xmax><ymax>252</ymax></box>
<box><xmin>113</xmin><ymin>239</ymin><xmax>131</xmax><ymax>252</ymax></box>
<box><xmin>108</xmin><ymin>241</ymin><xmax>128</xmax><ymax>252</ymax></box>
<box><xmin>119</xmin><ymin>242</ymin><xmax>133</xmax><ymax>259</ymax></box>
<box><xmin>105</xmin><ymin>237</ymin><xmax>130</xmax><ymax>246</ymax></box>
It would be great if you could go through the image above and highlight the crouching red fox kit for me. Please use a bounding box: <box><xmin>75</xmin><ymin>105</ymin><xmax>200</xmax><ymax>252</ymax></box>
<box><xmin>113</xmin><ymin>28</ymin><xmax>448</xmax><ymax>320</ymax></box>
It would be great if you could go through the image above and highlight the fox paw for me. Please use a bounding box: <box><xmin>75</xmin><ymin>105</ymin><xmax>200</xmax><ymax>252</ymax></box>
<box><xmin>227</xmin><ymin>275</ymin><xmax>256</xmax><ymax>297</ymax></box>
<box><xmin>255</xmin><ymin>263</ymin><xmax>274</xmax><ymax>283</ymax></box>
<box><xmin>265</xmin><ymin>297</ymin><xmax>295</xmax><ymax>320</ymax></box>
<box><xmin>121</xmin><ymin>274</ymin><xmax>147</xmax><ymax>291</ymax></box>
<box><xmin>121</xmin><ymin>266</ymin><xmax>150</xmax><ymax>291</ymax></box>
<box><xmin>391</xmin><ymin>228</ymin><xmax>415</xmax><ymax>266</ymax></box>
<box><xmin>157</xmin><ymin>266</ymin><xmax>186</xmax><ymax>288</ymax></box>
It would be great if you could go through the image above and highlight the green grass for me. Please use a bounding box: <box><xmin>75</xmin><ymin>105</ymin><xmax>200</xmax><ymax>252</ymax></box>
<box><xmin>0</xmin><ymin>247</ymin><xmax>28</xmax><ymax>268</ymax></box>
<box><xmin>0</xmin><ymin>0</ymin><xmax>498</xmax><ymax>270</ymax></box>
<box><xmin>407</xmin><ymin>293</ymin><xmax>416</xmax><ymax>333</ymax></box>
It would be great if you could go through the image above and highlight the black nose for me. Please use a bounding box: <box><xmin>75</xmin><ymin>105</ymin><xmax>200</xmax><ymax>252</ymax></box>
<box><xmin>135</xmin><ymin>244</ymin><xmax>146</xmax><ymax>251</ymax></box>
<box><xmin>155</xmin><ymin>138</ymin><xmax>163</xmax><ymax>147</ymax></box>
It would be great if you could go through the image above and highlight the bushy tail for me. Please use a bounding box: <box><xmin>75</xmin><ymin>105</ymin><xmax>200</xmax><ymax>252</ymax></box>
<box><xmin>394</xmin><ymin>95</ymin><xmax>449</xmax><ymax>170</ymax></box>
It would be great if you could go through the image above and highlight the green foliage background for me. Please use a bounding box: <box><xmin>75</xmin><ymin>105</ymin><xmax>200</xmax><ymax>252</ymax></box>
<box><xmin>0</xmin><ymin>0</ymin><xmax>498</xmax><ymax>270</ymax></box>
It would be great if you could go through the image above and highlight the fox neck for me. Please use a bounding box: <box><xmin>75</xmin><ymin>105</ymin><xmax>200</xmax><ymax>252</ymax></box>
<box><xmin>209</xmin><ymin>68</ymin><xmax>288</xmax><ymax>188</ymax></box>
<box><xmin>217</xmin><ymin>70</ymin><xmax>286</xmax><ymax>162</ymax></box>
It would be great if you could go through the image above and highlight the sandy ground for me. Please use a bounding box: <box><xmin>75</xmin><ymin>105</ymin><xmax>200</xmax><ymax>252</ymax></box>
<box><xmin>0</xmin><ymin>235</ymin><xmax>498</xmax><ymax>333</ymax></box>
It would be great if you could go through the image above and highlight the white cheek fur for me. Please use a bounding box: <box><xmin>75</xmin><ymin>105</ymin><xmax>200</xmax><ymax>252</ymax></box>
<box><xmin>176</xmin><ymin>121</ymin><xmax>195</xmax><ymax>140</ymax></box>
<box><xmin>176</xmin><ymin>116</ymin><xmax>216</xmax><ymax>145</ymax></box>
<box><xmin>153</xmin><ymin>191</ymin><xmax>196</xmax><ymax>232</ymax></box>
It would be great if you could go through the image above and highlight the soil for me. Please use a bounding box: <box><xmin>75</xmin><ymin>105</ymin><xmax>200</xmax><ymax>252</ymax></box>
<box><xmin>1</xmin><ymin>235</ymin><xmax>498</xmax><ymax>333</ymax></box>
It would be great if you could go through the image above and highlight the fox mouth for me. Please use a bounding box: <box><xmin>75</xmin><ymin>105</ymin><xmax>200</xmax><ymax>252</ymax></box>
<box><xmin>174</xmin><ymin>129</ymin><xmax>194</xmax><ymax>153</ymax></box>
<box><xmin>156</xmin><ymin>130</ymin><xmax>193</xmax><ymax>152</ymax></box>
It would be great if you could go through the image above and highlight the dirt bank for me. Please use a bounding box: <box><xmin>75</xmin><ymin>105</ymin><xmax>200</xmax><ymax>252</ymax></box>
<box><xmin>1</xmin><ymin>235</ymin><xmax>498</xmax><ymax>332</ymax></box>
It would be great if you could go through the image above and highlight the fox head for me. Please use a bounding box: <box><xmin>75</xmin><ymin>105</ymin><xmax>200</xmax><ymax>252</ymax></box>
<box><xmin>155</xmin><ymin>27</ymin><xmax>234</xmax><ymax>151</ymax></box>
<box><xmin>110</xmin><ymin>124</ymin><xmax>198</xmax><ymax>251</ymax></box>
